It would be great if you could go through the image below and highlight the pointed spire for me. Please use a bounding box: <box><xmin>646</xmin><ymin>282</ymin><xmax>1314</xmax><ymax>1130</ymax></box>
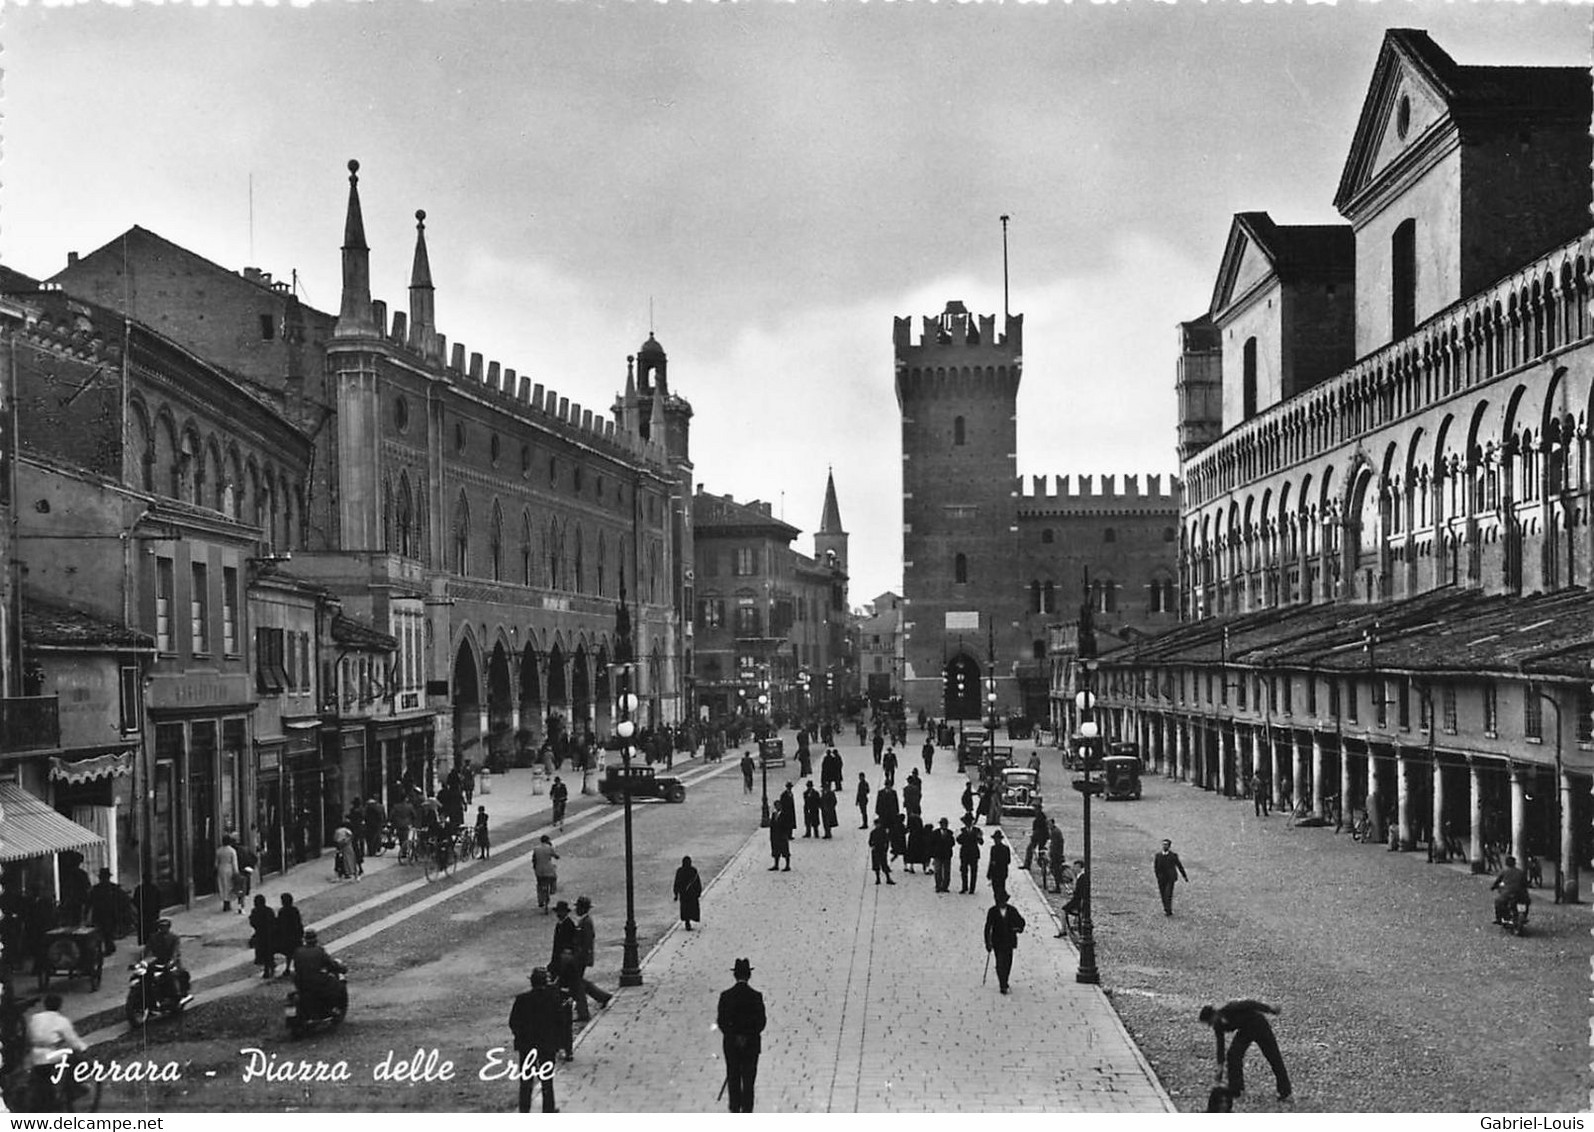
<box><xmin>820</xmin><ymin>466</ymin><xmax>845</xmax><ymax>534</ymax></box>
<box><xmin>625</xmin><ymin>354</ymin><xmax>637</xmax><ymax>398</ymax></box>
<box><xmin>409</xmin><ymin>209</ymin><xmax>436</xmax><ymax>355</ymax></box>
<box><xmin>648</xmin><ymin>387</ymin><xmax>666</xmax><ymax>446</ymax></box>
<box><xmin>335</xmin><ymin>159</ymin><xmax>376</xmax><ymax>338</ymax></box>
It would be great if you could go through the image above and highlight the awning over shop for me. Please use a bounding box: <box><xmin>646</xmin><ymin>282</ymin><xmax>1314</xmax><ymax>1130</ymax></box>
<box><xmin>49</xmin><ymin>747</ymin><xmax>134</xmax><ymax>785</ymax></box>
<box><xmin>0</xmin><ymin>783</ymin><xmax>106</xmax><ymax>863</ymax></box>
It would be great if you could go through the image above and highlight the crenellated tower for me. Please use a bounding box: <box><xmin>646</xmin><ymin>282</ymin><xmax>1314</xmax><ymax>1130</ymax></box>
<box><xmin>895</xmin><ymin>300</ymin><xmax>1025</xmax><ymax>720</ymax></box>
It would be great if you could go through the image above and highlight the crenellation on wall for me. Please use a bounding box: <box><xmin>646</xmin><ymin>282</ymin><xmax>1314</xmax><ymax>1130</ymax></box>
<box><xmin>1012</xmin><ymin>473</ymin><xmax>1183</xmax><ymax>507</ymax></box>
<box><xmin>391</xmin><ymin>310</ymin><xmax>408</xmax><ymax>345</ymax></box>
<box><xmin>449</xmin><ymin>342</ymin><xmax>466</xmax><ymax>374</ymax></box>
<box><xmin>486</xmin><ymin>360</ymin><xmax>500</xmax><ymax>391</ymax></box>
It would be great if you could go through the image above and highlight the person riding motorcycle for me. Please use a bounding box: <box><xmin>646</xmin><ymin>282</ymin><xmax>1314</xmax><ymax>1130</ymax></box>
<box><xmin>1491</xmin><ymin>855</ymin><xmax>1530</xmax><ymax>925</ymax></box>
<box><xmin>291</xmin><ymin>929</ymin><xmax>348</xmax><ymax>1018</ymax></box>
<box><xmin>144</xmin><ymin>916</ymin><xmax>187</xmax><ymax>1004</ymax></box>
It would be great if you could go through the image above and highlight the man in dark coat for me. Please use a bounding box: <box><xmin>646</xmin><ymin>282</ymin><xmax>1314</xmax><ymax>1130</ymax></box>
<box><xmin>571</xmin><ymin>895</ymin><xmax>614</xmax><ymax>1021</ymax></box>
<box><xmin>986</xmin><ymin>829</ymin><xmax>1012</xmax><ymax>903</ymax></box>
<box><xmin>960</xmin><ymin>781</ymin><xmax>975</xmax><ymax>819</ymax></box>
<box><xmin>769</xmin><ymin>803</ymin><xmax>792</xmax><ymax>872</ymax></box>
<box><xmin>673</xmin><ymin>856</ymin><xmax>703</xmax><ymax>929</ymax></box>
<box><xmin>872</xmin><ymin>730</ymin><xmax>885</xmax><ymax>764</ymax></box>
<box><xmin>86</xmin><ymin>868</ymin><xmax>123</xmax><ymax>955</ymax></box>
<box><xmin>874</xmin><ymin>783</ymin><xmax>900</xmax><ymax>828</ymax></box>
<box><xmin>921</xmin><ymin>736</ymin><xmax>935</xmax><ymax>774</ymax></box>
<box><xmin>902</xmin><ymin>770</ymin><xmax>922</xmax><ymax>818</ymax></box>
<box><xmin>1199</xmin><ymin>999</ymin><xmax>1291</xmax><ymax>1102</ymax></box>
<box><xmin>364</xmin><ymin>797</ymin><xmax>387</xmax><ymax>857</ymax></box>
<box><xmin>509</xmin><ymin>968</ymin><xmax>563</xmax><ymax>1112</ymax></box>
<box><xmin>741</xmin><ymin>751</ymin><xmax>756</xmax><ymax>794</ymax></box>
<box><xmin>881</xmin><ymin>747</ymin><xmax>899</xmax><ymax>788</ymax></box>
<box><xmin>550</xmin><ymin>901</ymin><xmax>578</xmax><ymax>970</ymax></box>
<box><xmin>930</xmin><ymin>817</ymin><xmax>956</xmax><ymax>892</ymax></box>
<box><xmin>956</xmin><ymin>817</ymin><xmax>984</xmax><ymax>895</ymax></box>
<box><xmin>1154</xmin><ymin>838</ymin><xmax>1191</xmax><ymax>916</ymax></box>
<box><xmin>983</xmin><ymin>891</ymin><xmax>1027</xmax><ymax>994</ymax></box>
<box><xmin>802</xmin><ymin>782</ymin><xmax>821</xmax><ymax>838</ymax></box>
<box><xmin>717</xmin><ymin>958</ymin><xmax>767</xmax><ymax>1113</ymax></box>
<box><xmin>132</xmin><ymin>873</ymin><xmax>161</xmax><ymax>947</ymax></box>
<box><xmin>855</xmin><ymin>773</ymin><xmax>871</xmax><ymax>829</ymax></box>
<box><xmin>868</xmin><ymin>818</ymin><xmax>895</xmax><ymax>885</ymax></box>
<box><xmin>1024</xmin><ymin>806</ymin><xmax>1049</xmax><ymax>870</ymax></box>
<box><xmin>819</xmin><ymin>784</ymin><xmax>839</xmax><ymax>838</ymax></box>
<box><xmin>821</xmin><ymin>748</ymin><xmax>844</xmax><ymax>793</ymax></box>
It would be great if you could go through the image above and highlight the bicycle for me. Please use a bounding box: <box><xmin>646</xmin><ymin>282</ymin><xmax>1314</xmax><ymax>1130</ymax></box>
<box><xmin>455</xmin><ymin>824</ymin><xmax>476</xmax><ymax>861</ymax></box>
<box><xmin>1349</xmin><ymin>810</ymin><xmax>1373</xmax><ymax>842</ymax></box>
<box><xmin>424</xmin><ymin>834</ymin><xmax>458</xmax><ymax>882</ymax></box>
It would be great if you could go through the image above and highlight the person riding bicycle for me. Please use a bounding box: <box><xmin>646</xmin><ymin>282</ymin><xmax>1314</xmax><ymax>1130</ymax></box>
<box><xmin>291</xmin><ymin>929</ymin><xmax>348</xmax><ymax>1017</ymax></box>
<box><xmin>389</xmin><ymin>796</ymin><xmax>415</xmax><ymax>856</ymax></box>
<box><xmin>1491</xmin><ymin>855</ymin><xmax>1530</xmax><ymax>924</ymax></box>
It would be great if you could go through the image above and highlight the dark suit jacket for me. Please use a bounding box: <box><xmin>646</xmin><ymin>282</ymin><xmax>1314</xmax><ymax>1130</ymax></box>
<box><xmin>510</xmin><ymin>986</ymin><xmax>564</xmax><ymax>1058</ymax></box>
<box><xmin>551</xmin><ymin>916</ymin><xmax>578</xmax><ymax>969</ymax></box>
<box><xmin>983</xmin><ymin>904</ymin><xmax>1025</xmax><ymax>952</ymax></box>
<box><xmin>717</xmin><ymin>981</ymin><xmax>767</xmax><ymax>1056</ymax></box>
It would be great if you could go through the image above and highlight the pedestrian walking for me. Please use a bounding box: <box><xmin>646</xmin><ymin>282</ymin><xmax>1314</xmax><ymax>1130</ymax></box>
<box><xmin>874</xmin><ymin>782</ymin><xmax>900</xmax><ymax>827</ymax></box>
<box><xmin>905</xmin><ymin>813</ymin><xmax>926</xmax><ymax>874</ymax></box>
<box><xmin>248</xmin><ymin>894</ymin><xmax>276</xmax><ymax>978</ymax></box>
<box><xmin>819</xmin><ymin>783</ymin><xmax>838</xmax><ymax>838</ymax></box>
<box><xmin>872</xmin><ymin>731</ymin><xmax>884</xmax><ymax>764</ymax></box>
<box><xmin>86</xmin><ymin>868</ymin><xmax>123</xmax><ymax>956</ymax></box>
<box><xmin>821</xmin><ymin>747</ymin><xmax>844</xmax><ymax>793</ymax></box>
<box><xmin>902</xmin><ymin>770</ymin><xmax>922</xmax><ymax>817</ymax></box>
<box><xmin>796</xmin><ymin>744</ymin><xmax>813</xmax><ymax>780</ymax></box>
<box><xmin>363</xmin><ymin>796</ymin><xmax>386</xmax><ymax>858</ymax></box>
<box><xmin>869</xmin><ymin>818</ymin><xmax>895</xmax><ymax>885</ymax></box>
<box><xmin>475</xmin><ymin>806</ymin><xmax>491</xmax><ymax>859</ymax></box>
<box><xmin>769</xmin><ymin>804</ymin><xmax>793</xmax><ymax>872</ymax></box>
<box><xmin>550</xmin><ymin>900</ymin><xmax>577</xmax><ymax>969</ymax></box>
<box><xmin>987</xmin><ymin>828</ymin><xmax>1011</xmax><ymax>904</ymax></box>
<box><xmin>674</xmin><ymin>855</ymin><xmax>703</xmax><ymax>930</ymax></box>
<box><xmin>960</xmin><ymin>781</ymin><xmax>975</xmax><ymax>819</ymax></box>
<box><xmin>882</xmin><ymin>746</ymin><xmax>898</xmax><ymax>787</ymax></box>
<box><xmin>550</xmin><ymin>776</ymin><xmax>569</xmax><ymax>828</ymax></box>
<box><xmin>855</xmin><ymin>773</ymin><xmax>871</xmax><ymax>829</ymax></box>
<box><xmin>1252</xmin><ymin>771</ymin><xmax>1270</xmax><ymax>816</ymax></box>
<box><xmin>921</xmin><ymin>737</ymin><xmax>935</xmax><ymax>775</ymax></box>
<box><xmin>1023</xmin><ymin>806</ymin><xmax>1048</xmax><ymax>869</ymax></box>
<box><xmin>983</xmin><ymin>890</ymin><xmax>1027</xmax><ymax>994</ymax></box>
<box><xmin>1153</xmin><ymin>838</ymin><xmax>1190</xmax><ymax>916</ymax></box>
<box><xmin>802</xmin><ymin>781</ymin><xmax>821</xmax><ymax>838</ymax></box>
<box><xmin>717</xmin><ymin>958</ymin><xmax>766</xmax><ymax>1113</ymax></box>
<box><xmin>957</xmin><ymin>816</ymin><xmax>984</xmax><ymax>895</ymax></box>
<box><xmin>1199</xmin><ymin>999</ymin><xmax>1292</xmax><ymax>1103</ymax></box>
<box><xmin>333</xmin><ymin>822</ymin><xmax>360</xmax><ymax>881</ymax></box>
<box><xmin>509</xmin><ymin>969</ymin><xmax>562</xmax><ymax>1113</ymax></box>
<box><xmin>570</xmin><ymin>896</ymin><xmax>614</xmax><ymax>1020</ymax></box>
<box><xmin>215</xmin><ymin>836</ymin><xmax>239</xmax><ymax>912</ymax></box>
<box><xmin>532</xmin><ymin>835</ymin><xmax>560</xmax><ymax>911</ymax></box>
<box><xmin>931</xmin><ymin>817</ymin><xmax>955</xmax><ymax>892</ymax></box>
<box><xmin>1057</xmin><ymin>860</ymin><xmax>1089</xmax><ymax>935</ymax></box>
<box><xmin>741</xmin><ymin>751</ymin><xmax>755</xmax><ymax>794</ymax></box>
<box><xmin>888</xmin><ymin>812</ymin><xmax>908</xmax><ymax>864</ymax></box>
<box><xmin>275</xmin><ymin>893</ymin><xmax>304</xmax><ymax>977</ymax></box>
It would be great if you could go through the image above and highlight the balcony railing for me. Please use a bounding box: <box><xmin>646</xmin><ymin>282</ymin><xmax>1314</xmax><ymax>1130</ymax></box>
<box><xmin>0</xmin><ymin>696</ymin><xmax>61</xmax><ymax>753</ymax></box>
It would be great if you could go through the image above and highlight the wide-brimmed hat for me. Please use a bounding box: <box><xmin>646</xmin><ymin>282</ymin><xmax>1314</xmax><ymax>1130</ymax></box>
<box><xmin>575</xmin><ymin>896</ymin><xmax>591</xmax><ymax>911</ymax></box>
<box><xmin>732</xmin><ymin>958</ymin><xmax>753</xmax><ymax>978</ymax></box>
<box><xmin>991</xmin><ymin>830</ymin><xmax>1005</xmax><ymax>840</ymax></box>
<box><xmin>554</xmin><ymin>900</ymin><xmax>571</xmax><ymax>913</ymax></box>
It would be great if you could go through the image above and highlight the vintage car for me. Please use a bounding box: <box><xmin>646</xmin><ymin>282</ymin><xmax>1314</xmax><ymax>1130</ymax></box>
<box><xmin>1102</xmin><ymin>754</ymin><xmax>1143</xmax><ymax>801</ymax></box>
<box><xmin>600</xmin><ymin>764</ymin><xmax>687</xmax><ymax>804</ymax></box>
<box><xmin>999</xmin><ymin>766</ymin><xmax>1042</xmax><ymax>815</ymax></box>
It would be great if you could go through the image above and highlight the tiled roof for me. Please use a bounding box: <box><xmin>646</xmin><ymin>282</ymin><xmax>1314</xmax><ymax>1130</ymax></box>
<box><xmin>331</xmin><ymin>613</ymin><xmax>397</xmax><ymax>652</ymax></box>
<box><xmin>22</xmin><ymin>595</ymin><xmax>151</xmax><ymax>650</ymax></box>
<box><xmin>1106</xmin><ymin>587</ymin><xmax>1594</xmax><ymax>681</ymax></box>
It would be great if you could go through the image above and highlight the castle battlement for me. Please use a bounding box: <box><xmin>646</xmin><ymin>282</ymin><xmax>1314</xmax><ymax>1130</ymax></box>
<box><xmin>893</xmin><ymin>301</ymin><xmax>1022</xmax><ymax>354</ymax></box>
<box><xmin>370</xmin><ymin>297</ymin><xmax>656</xmax><ymax>460</ymax></box>
<box><xmin>1015</xmin><ymin>473</ymin><xmax>1183</xmax><ymax>509</ymax></box>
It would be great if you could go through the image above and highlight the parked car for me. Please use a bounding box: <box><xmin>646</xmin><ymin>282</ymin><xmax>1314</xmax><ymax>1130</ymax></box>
<box><xmin>999</xmin><ymin>766</ymin><xmax>1042</xmax><ymax>815</ymax></box>
<box><xmin>600</xmin><ymin>764</ymin><xmax>686</xmax><ymax>804</ymax></box>
<box><xmin>1102</xmin><ymin>754</ymin><xmax>1143</xmax><ymax>801</ymax></box>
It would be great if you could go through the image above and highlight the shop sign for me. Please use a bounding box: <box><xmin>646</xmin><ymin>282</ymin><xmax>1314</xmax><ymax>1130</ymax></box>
<box><xmin>146</xmin><ymin>672</ymin><xmax>255</xmax><ymax>710</ymax></box>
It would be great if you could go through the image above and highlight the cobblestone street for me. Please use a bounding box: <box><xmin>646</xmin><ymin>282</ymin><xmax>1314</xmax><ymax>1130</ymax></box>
<box><xmin>1028</xmin><ymin>752</ymin><xmax>1591</xmax><ymax>1112</ymax></box>
<box><xmin>556</xmin><ymin>746</ymin><xmax>1172</xmax><ymax>1113</ymax></box>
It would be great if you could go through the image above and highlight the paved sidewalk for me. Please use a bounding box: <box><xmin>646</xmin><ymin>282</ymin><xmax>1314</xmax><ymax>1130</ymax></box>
<box><xmin>557</xmin><ymin>749</ymin><xmax>1173</xmax><ymax>1113</ymax></box>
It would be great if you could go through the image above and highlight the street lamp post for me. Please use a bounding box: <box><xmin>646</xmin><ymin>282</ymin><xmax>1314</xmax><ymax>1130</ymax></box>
<box><xmin>1073</xmin><ymin>663</ymin><xmax>1101</xmax><ymax>986</ymax></box>
<box><xmin>758</xmin><ymin>690</ymin><xmax>771</xmax><ymax>828</ymax></box>
<box><xmin>612</xmin><ymin>592</ymin><xmax>642</xmax><ymax>988</ymax></box>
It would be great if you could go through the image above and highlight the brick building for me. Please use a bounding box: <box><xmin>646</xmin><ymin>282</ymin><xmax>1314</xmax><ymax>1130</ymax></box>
<box><xmin>1091</xmin><ymin>29</ymin><xmax>1594</xmax><ymax>900</ymax></box>
<box><xmin>895</xmin><ymin>301</ymin><xmax>1181</xmax><ymax>726</ymax></box>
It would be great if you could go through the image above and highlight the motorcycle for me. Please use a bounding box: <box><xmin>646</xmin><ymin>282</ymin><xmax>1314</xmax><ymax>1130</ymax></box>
<box><xmin>125</xmin><ymin>958</ymin><xmax>193</xmax><ymax>1025</ymax></box>
<box><xmin>1498</xmin><ymin>894</ymin><xmax>1531</xmax><ymax>936</ymax></box>
<box><xmin>286</xmin><ymin>966</ymin><xmax>348</xmax><ymax>1037</ymax></box>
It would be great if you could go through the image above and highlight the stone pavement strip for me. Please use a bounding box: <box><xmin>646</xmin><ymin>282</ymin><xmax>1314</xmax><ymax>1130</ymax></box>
<box><xmin>557</xmin><ymin>753</ymin><xmax>1174</xmax><ymax>1113</ymax></box>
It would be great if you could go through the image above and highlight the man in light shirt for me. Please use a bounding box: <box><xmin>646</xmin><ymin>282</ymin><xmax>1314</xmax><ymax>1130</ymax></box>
<box><xmin>27</xmin><ymin>993</ymin><xmax>87</xmax><ymax>1091</ymax></box>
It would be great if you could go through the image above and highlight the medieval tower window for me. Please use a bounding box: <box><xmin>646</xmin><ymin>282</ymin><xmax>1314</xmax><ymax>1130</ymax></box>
<box><xmin>1242</xmin><ymin>337</ymin><xmax>1258</xmax><ymax>419</ymax></box>
<box><xmin>954</xmin><ymin>416</ymin><xmax>966</xmax><ymax>446</ymax></box>
<box><xmin>1041</xmin><ymin>529</ymin><xmax>1054</xmax><ymax>544</ymax></box>
<box><xmin>954</xmin><ymin>553</ymin><xmax>968</xmax><ymax>584</ymax></box>
<box><xmin>1104</xmin><ymin>528</ymin><xmax>1117</xmax><ymax>543</ymax></box>
<box><xmin>1392</xmin><ymin>218</ymin><xmax>1417</xmax><ymax>340</ymax></box>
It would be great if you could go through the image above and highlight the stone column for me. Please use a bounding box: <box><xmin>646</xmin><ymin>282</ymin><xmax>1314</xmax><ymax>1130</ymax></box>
<box><xmin>1366</xmin><ymin>743</ymin><xmax>1382</xmax><ymax>841</ymax></box>
<box><xmin>1469</xmin><ymin>758</ymin><xmax>1484</xmax><ymax>872</ymax></box>
<box><xmin>1340</xmin><ymin>741</ymin><xmax>1352</xmax><ymax>828</ymax></box>
<box><xmin>1217</xmin><ymin>725</ymin><xmax>1229</xmax><ymax>796</ymax></box>
<box><xmin>1311</xmin><ymin>732</ymin><xmax>1325</xmax><ymax>817</ymax></box>
<box><xmin>1291</xmin><ymin>732</ymin><xmax>1304</xmax><ymax>815</ymax></box>
<box><xmin>1269</xmin><ymin>731</ymin><xmax>1282</xmax><ymax>810</ymax></box>
<box><xmin>1396</xmin><ymin>747</ymin><xmax>1412</xmax><ymax>850</ymax></box>
<box><xmin>1510</xmin><ymin>769</ymin><xmax>1526</xmax><ymax>866</ymax></box>
<box><xmin>1432</xmin><ymin>754</ymin><xmax>1447</xmax><ymax>861</ymax></box>
<box><xmin>1561</xmin><ymin>769</ymin><xmax>1581</xmax><ymax>902</ymax></box>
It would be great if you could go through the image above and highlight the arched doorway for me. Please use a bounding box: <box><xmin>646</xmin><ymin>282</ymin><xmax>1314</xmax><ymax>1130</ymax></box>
<box><xmin>487</xmin><ymin>641</ymin><xmax>513</xmax><ymax>771</ymax></box>
<box><xmin>451</xmin><ymin>640</ymin><xmax>481</xmax><ymax>794</ymax></box>
<box><xmin>593</xmin><ymin>647</ymin><xmax>612</xmax><ymax>737</ymax></box>
<box><xmin>546</xmin><ymin>644</ymin><xmax>568</xmax><ymax>736</ymax></box>
<box><xmin>518</xmin><ymin>643</ymin><xmax>543</xmax><ymax>767</ymax></box>
<box><xmin>571</xmin><ymin>645</ymin><xmax>592</xmax><ymax>739</ymax></box>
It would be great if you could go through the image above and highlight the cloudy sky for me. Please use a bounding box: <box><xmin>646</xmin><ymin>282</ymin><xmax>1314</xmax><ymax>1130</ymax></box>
<box><xmin>3</xmin><ymin>1</ymin><xmax>1587</xmax><ymax>603</ymax></box>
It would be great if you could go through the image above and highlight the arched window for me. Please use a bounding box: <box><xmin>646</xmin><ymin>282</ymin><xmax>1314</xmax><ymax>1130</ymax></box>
<box><xmin>953</xmin><ymin>416</ymin><xmax>966</xmax><ymax>446</ymax></box>
<box><xmin>1104</xmin><ymin>528</ymin><xmax>1117</xmax><ymax>543</ymax></box>
<box><xmin>489</xmin><ymin>502</ymin><xmax>504</xmax><ymax>582</ymax></box>
<box><xmin>1030</xmin><ymin>580</ymin><xmax>1042</xmax><ymax>613</ymax></box>
<box><xmin>521</xmin><ymin>514</ymin><xmax>533</xmax><ymax>586</ymax></box>
<box><xmin>1392</xmin><ymin>218</ymin><xmax>1417</xmax><ymax>339</ymax></box>
<box><xmin>382</xmin><ymin>479</ymin><xmax>394</xmax><ymax>552</ymax></box>
<box><xmin>1040</xmin><ymin>528</ymin><xmax>1054</xmax><ymax>544</ymax></box>
<box><xmin>1042</xmin><ymin>581</ymin><xmax>1055</xmax><ymax>614</ymax></box>
<box><xmin>574</xmin><ymin>527</ymin><xmax>585</xmax><ymax>594</ymax></box>
<box><xmin>548</xmin><ymin>520</ymin><xmax>561</xmax><ymax>589</ymax></box>
<box><xmin>1242</xmin><ymin>338</ymin><xmax>1259</xmax><ymax>419</ymax></box>
<box><xmin>954</xmin><ymin>553</ymin><xmax>968</xmax><ymax>584</ymax></box>
<box><xmin>397</xmin><ymin>475</ymin><xmax>414</xmax><ymax>559</ymax></box>
<box><xmin>597</xmin><ymin>533</ymin><xmax>607</xmax><ymax>596</ymax></box>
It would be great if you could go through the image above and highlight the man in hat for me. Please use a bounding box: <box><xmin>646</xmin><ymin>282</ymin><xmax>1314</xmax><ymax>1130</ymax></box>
<box><xmin>86</xmin><ymin>867</ymin><xmax>124</xmax><ymax>955</ymax></box>
<box><xmin>930</xmin><ymin>817</ymin><xmax>955</xmax><ymax>893</ymax></box>
<box><xmin>956</xmin><ymin>816</ymin><xmax>984</xmax><ymax>895</ymax></box>
<box><xmin>571</xmin><ymin>896</ymin><xmax>613</xmax><ymax>1022</ymax></box>
<box><xmin>983</xmin><ymin>889</ymin><xmax>1027</xmax><ymax>994</ymax></box>
<box><xmin>509</xmin><ymin>968</ymin><xmax>562</xmax><ymax>1113</ymax></box>
<box><xmin>986</xmin><ymin>828</ymin><xmax>1012</xmax><ymax>904</ymax></box>
<box><xmin>550</xmin><ymin>901</ymin><xmax>578</xmax><ymax>971</ymax></box>
<box><xmin>1199</xmin><ymin>999</ymin><xmax>1291</xmax><ymax>1104</ymax></box>
<box><xmin>716</xmin><ymin>958</ymin><xmax>766</xmax><ymax>1113</ymax></box>
<box><xmin>1154</xmin><ymin>838</ymin><xmax>1191</xmax><ymax>916</ymax></box>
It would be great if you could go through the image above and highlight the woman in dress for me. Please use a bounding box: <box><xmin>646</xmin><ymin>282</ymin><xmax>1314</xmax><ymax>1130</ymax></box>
<box><xmin>214</xmin><ymin>836</ymin><xmax>239</xmax><ymax>913</ymax></box>
<box><xmin>672</xmin><ymin>856</ymin><xmax>702</xmax><ymax>931</ymax></box>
